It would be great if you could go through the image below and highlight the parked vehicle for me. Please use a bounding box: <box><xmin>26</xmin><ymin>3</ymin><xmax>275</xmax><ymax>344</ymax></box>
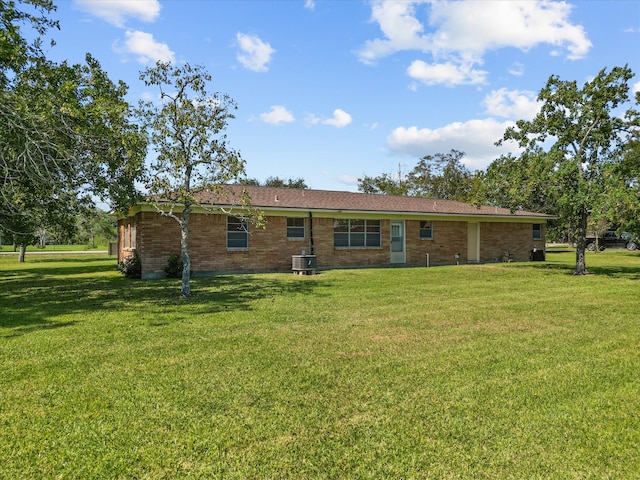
<box><xmin>586</xmin><ymin>231</ymin><xmax>638</xmax><ymax>251</ymax></box>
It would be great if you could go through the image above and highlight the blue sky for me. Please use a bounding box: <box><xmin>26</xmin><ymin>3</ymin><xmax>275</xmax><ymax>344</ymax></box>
<box><xmin>45</xmin><ymin>0</ymin><xmax>640</xmax><ymax>192</ymax></box>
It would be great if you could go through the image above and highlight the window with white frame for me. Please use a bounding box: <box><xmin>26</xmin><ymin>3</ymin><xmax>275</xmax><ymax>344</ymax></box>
<box><xmin>420</xmin><ymin>221</ymin><xmax>433</xmax><ymax>239</ymax></box>
<box><xmin>334</xmin><ymin>219</ymin><xmax>381</xmax><ymax>247</ymax></box>
<box><xmin>533</xmin><ymin>224</ymin><xmax>542</xmax><ymax>240</ymax></box>
<box><xmin>287</xmin><ymin>217</ymin><xmax>305</xmax><ymax>239</ymax></box>
<box><xmin>227</xmin><ymin>216</ymin><xmax>248</xmax><ymax>249</ymax></box>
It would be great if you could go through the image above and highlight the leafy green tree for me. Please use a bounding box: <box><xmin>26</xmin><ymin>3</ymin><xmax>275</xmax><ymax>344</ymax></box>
<box><xmin>496</xmin><ymin>66</ymin><xmax>639</xmax><ymax>274</ymax></box>
<box><xmin>241</xmin><ymin>176</ymin><xmax>309</xmax><ymax>189</ymax></box>
<box><xmin>358</xmin><ymin>150</ymin><xmax>477</xmax><ymax>201</ymax></box>
<box><xmin>1</xmin><ymin>1</ymin><xmax>145</xmax><ymax>261</ymax></box>
<box><xmin>358</xmin><ymin>168</ymin><xmax>409</xmax><ymax>196</ymax></box>
<box><xmin>77</xmin><ymin>208</ymin><xmax>117</xmax><ymax>248</ymax></box>
<box><xmin>480</xmin><ymin>150</ymin><xmax>555</xmax><ymax>213</ymax></box>
<box><xmin>136</xmin><ymin>61</ymin><xmax>259</xmax><ymax>297</ymax></box>
<box><xmin>0</xmin><ymin>0</ymin><xmax>58</xmax><ymax>87</ymax></box>
<box><xmin>2</xmin><ymin>55</ymin><xmax>145</xmax><ymax>260</ymax></box>
<box><xmin>479</xmin><ymin>149</ymin><xmax>572</xmax><ymax>242</ymax></box>
<box><xmin>601</xmin><ymin>136</ymin><xmax>640</xmax><ymax>238</ymax></box>
<box><xmin>264</xmin><ymin>176</ymin><xmax>309</xmax><ymax>189</ymax></box>
<box><xmin>406</xmin><ymin>150</ymin><xmax>475</xmax><ymax>201</ymax></box>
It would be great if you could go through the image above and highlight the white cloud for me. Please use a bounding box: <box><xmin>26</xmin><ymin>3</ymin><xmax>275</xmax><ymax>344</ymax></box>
<box><xmin>426</xmin><ymin>0</ymin><xmax>591</xmax><ymax>60</ymax></box>
<box><xmin>323</xmin><ymin>109</ymin><xmax>353</xmax><ymax>127</ymax></box>
<box><xmin>407</xmin><ymin>60</ymin><xmax>487</xmax><ymax>86</ymax></box>
<box><xmin>119</xmin><ymin>30</ymin><xmax>175</xmax><ymax>64</ymax></box>
<box><xmin>483</xmin><ymin>88</ymin><xmax>541</xmax><ymax>120</ymax></box>
<box><xmin>387</xmin><ymin>118</ymin><xmax>520</xmax><ymax>170</ymax></box>
<box><xmin>358</xmin><ymin>0</ymin><xmax>592</xmax><ymax>87</ymax></box>
<box><xmin>308</xmin><ymin>109</ymin><xmax>353</xmax><ymax>128</ymax></box>
<box><xmin>74</xmin><ymin>0</ymin><xmax>160</xmax><ymax>27</ymax></box>
<box><xmin>357</xmin><ymin>1</ymin><xmax>430</xmax><ymax>65</ymax></box>
<box><xmin>305</xmin><ymin>0</ymin><xmax>316</xmax><ymax>10</ymax></box>
<box><xmin>236</xmin><ymin>33</ymin><xmax>275</xmax><ymax>72</ymax></box>
<box><xmin>632</xmin><ymin>81</ymin><xmax>640</xmax><ymax>95</ymax></box>
<box><xmin>260</xmin><ymin>105</ymin><xmax>295</xmax><ymax>124</ymax></box>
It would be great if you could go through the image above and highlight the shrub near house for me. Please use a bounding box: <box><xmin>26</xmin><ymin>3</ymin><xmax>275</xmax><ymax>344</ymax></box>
<box><xmin>117</xmin><ymin>185</ymin><xmax>552</xmax><ymax>279</ymax></box>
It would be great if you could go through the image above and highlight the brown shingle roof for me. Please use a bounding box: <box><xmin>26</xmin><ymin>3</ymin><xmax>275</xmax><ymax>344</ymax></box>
<box><xmin>194</xmin><ymin>184</ymin><xmax>552</xmax><ymax>219</ymax></box>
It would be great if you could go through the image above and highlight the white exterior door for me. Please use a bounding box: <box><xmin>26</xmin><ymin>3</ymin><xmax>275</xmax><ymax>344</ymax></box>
<box><xmin>390</xmin><ymin>221</ymin><xmax>405</xmax><ymax>264</ymax></box>
<box><xmin>467</xmin><ymin>222</ymin><xmax>480</xmax><ymax>263</ymax></box>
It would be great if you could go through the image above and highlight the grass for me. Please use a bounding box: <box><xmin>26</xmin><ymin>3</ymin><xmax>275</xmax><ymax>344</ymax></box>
<box><xmin>0</xmin><ymin>243</ymin><xmax>108</xmax><ymax>252</ymax></box>
<box><xmin>1</xmin><ymin>252</ymin><xmax>639</xmax><ymax>479</ymax></box>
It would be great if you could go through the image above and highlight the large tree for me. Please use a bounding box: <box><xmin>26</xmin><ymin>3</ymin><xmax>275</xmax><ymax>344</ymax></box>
<box><xmin>1</xmin><ymin>1</ymin><xmax>146</xmax><ymax>259</ymax></box>
<box><xmin>406</xmin><ymin>149</ymin><xmax>476</xmax><ymax>201</ymax></box>
<box><xmin>358</xmin><ymin>149</ymin><xmax>477</xmax><ymax>201</ymax></box>
<box><xmin>496</xmin><ymin>66</ymin><xmax>639</xmax><ymax>274</ymax></box>
<box><xmin>1</xmin><ymin>55</ymin><xmax>146</xmax><ymax>259</ymax></box>
<box><xmin>479</xmin><ymin>149</ymin><xmax>571</xmax><ymax>242</ymax></box>
<box><xmin>358</xmin><ymin>166</ymin><xmax>410</xmax><ymax>196</ymax></box>
<box><xmin>136</xmin><ymin>61</ymin><xmax>257</xmax><ymax>298</ymax></box>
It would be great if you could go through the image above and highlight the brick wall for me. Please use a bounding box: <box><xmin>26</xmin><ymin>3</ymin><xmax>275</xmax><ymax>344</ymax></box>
<box><xmin>119</xmin><ymin>210</ymin><xmax>547</xmax><ymax>278</ymax></box>
<box><xmin>405</xmin><ymin>220</ymin><xmax>468</xmax><ymax>266</ymax></box>
<box><xmin>479</xmin><ymin>221</ymin><xmax>545</xmax><ymax>262</ymax></box>
<box><xmin>137</xmin><ymin>211</ymin><xmax>180</xmax><ymax>276</ymax></box>
<box><xmin>311</xmin><ymin>217</ymin><xmax>389</xmax><ymax>268</ymax></box>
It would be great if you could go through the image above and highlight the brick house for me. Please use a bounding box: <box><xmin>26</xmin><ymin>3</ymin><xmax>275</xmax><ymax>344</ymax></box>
<box><xmin>117</xmin><ymin>185</ymin><xmax>552</xmax><ymax>279</ymax></box>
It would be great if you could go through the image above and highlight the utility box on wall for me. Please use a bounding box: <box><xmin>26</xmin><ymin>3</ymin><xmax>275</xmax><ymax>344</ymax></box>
<box><xmin>292</xmin><ymin>255</ymin><xmax>317</xmax><ymax>275</ymax></box>
<box><xmin>530</xmin><ymin>249</ymin><xmax>545</xmax><ymax>261</ymax></box>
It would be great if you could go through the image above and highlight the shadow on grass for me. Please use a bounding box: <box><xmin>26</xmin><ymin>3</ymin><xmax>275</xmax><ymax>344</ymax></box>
<box><xmin>1</xmin><ymin>321</ymin><xmax>77</xmax><ymax>339</ymax></box>
<box><xmin>0</xmin><ymin>256</ymin><xmax>116</xmax><ymax>277</ymax></box>
<box><xmin>1</xmin><ymin>264</ymin><xmax>324</xmax><ymax>335</ymax></box>
<box><xmin>520</xmin><ymin>252</ymin><xmax>640</xmax><ymax>280</ymax></box>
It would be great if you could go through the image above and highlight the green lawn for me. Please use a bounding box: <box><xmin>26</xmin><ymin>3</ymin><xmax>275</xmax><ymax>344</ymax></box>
<box><xmin>1</xmin><ymin>252</ymin><xmax>639</xmax><ymax>479</ymax></box>
<box><xmin>0</xmin><ymin>244</ymin><xmax>109</xmax><ymax>252</ymax></box>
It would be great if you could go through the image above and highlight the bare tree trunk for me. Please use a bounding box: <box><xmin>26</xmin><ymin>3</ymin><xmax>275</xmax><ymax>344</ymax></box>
<box><xmin>180</xmin><ymin>207</ymin><xmax>191</xmax><ymax>298</ymax></box>
<box><xmin>574</xmin><ymin>210</ymin><xmax>588</xmax><ymax>275</ymax></box>
<box><xmin>18</xmin><ymin>244</ymin><xmax>26</xmax><ymax>263</ymax></box>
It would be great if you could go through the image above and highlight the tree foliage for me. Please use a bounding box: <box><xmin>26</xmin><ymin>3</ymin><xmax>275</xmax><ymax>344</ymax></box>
<box><xmin>406</xmin><ymin>150</ymin><xmax>476</xmax><ymax>201</ymax></box>
<box><xmin>495</xmin><ymin>66</ymin><xmax>639</xmax><ymax>274</ymax></box>
<box><xmin>0</xmin><ymin>0</ymin><xmax>58</xmax><ymax>87</ymax></box>
<box><xmin>358</xmin><ymin>150</ymin><xmax>477</xmax><ymax>201</ymax></box>
<box><xmin>599</xmin><ymin>136</ymin><xmax>640</xmax><ymax>237</ymax></box>
<box><xmin>136</xmin><ymin>61</ymin><xmax>257</xmax><ymax>297</ymax></box>
<box><xmin>1</xmin><ymin>1</ymin><xmax>145</xmax><ymax>260</ymax></box>
<box><xmin>240</xmin><ymin>176</ymin><xmax>309</xmax><ymax>189</ymax></box>
<box><xmin>358</xmin><ymin>169</ymin><xmax>409</xmax><ymax>196</ymax></box>
<box><xmin>480</xmin><ymin>149</ymin><xmax>557</xmax><ymax>214</ymax></box>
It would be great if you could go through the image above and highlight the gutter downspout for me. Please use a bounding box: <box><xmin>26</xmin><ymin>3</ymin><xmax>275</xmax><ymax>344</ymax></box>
<box><xmin>309</xmin><ymin>211</ymin><xmax>314</xmax><ymax>255</ymax></box>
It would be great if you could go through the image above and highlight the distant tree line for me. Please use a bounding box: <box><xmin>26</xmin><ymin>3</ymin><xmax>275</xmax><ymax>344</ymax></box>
<box><xmin>0</xmin><ymin>208</ymin><xmax>116</xmax><ymax>250</ymax></box>
<box><xmin>240</xmin><ymin>176</ymin><xmax>309</xmax><ymax>189</ymax></box>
